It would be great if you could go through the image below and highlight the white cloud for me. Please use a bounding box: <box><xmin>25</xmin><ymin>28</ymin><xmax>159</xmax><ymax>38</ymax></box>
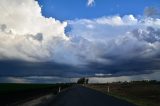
<box><xmin>95</xmin><ymin>15</ymin><xmax>138</xmax><ymax>25</ymax></box>
<box><xmin>95</xmin><ymin>73</ymin><xmax>112</xmax><ymax>77</ymax></box>
<box><xmin>87</xmin><ymin>0</ymin><xmax>95</xmax><ymax>7</ymax></box>
<box><xmin>0</xmin><ymin>0</ymin><xmax>70</xmax><ymax>63</ymax></box>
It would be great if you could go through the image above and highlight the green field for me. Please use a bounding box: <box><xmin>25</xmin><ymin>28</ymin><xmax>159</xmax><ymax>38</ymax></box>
<box><xmin>87</xmin><ymin>81</ymin><xmax>160</xmax><ymax>106</ymax></box>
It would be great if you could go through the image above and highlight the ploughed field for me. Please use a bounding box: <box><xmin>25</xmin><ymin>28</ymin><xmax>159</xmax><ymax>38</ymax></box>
<box><xmin>0</xmin><ymin>83</ymin><xmax>72</xmax><ymax>105</ymax></box>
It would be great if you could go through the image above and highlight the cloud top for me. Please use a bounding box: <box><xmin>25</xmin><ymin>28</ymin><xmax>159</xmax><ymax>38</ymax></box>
<box><xmin>0</xmin><ymin>0</ymin><xmax>69</xmax><ymax>62</ymax></box>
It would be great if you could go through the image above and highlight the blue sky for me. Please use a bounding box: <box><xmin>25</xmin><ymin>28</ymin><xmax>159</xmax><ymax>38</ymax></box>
<box><xmin>0</xmin><ymin>0</ymin><xmax>160</xmax><ymax>83</ymax></box>
<box><xmin>38</xmin><ymin>0</ymin><xmax>160</xmax><ymax>20</ymax></box>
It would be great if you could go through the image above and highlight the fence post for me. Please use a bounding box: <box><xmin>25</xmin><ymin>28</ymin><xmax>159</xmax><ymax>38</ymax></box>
<box><xmin>107</xmin><ymin>86</ymin><xmax>110</xmax><ymax>93</ymax></box>
<box><xmin>58</xmin><ymin>87</ymin><xmax>61</xmax><ymax>93</ymax></box>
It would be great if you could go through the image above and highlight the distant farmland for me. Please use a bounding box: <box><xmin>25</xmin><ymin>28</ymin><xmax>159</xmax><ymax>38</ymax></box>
<box><xmin>1</xmin><ymin>81</ymin><xmax>160</xmax><ymax>106</ymax></box>
<box><xmin>87</xmin><ymin>80</ymin><xmax>160</xmax><ymax>106</ymax></box>
<box><xmin>0</xmin><ymin>83</ymin><xmax>72</xmax><ymax>105</ymax></box>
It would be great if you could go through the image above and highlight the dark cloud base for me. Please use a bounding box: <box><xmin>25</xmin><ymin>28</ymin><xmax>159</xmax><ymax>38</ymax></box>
<box><xmin>0</xmin><ymin>57</ymin><xmax>160</xmax><ymax>78</ymax></box>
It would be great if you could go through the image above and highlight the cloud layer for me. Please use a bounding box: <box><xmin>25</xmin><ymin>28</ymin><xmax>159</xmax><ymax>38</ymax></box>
<box><xmin>0</xmin><ymin>0</ymin><xmax>160</xmax><ymax>82</ymax></box>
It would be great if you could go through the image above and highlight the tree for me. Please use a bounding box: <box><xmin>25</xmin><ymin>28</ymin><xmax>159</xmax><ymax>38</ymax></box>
<box><xmin>77</xmin><ymin>77</ymin><xmax>89</xmax><ymax>84</ymax></box>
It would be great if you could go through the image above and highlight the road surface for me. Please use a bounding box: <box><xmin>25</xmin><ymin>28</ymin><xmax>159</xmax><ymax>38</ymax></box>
<box><xmin>49</xmin><ymin>85</ymin><xmax>137</xmax><ymax>106</ymax></box>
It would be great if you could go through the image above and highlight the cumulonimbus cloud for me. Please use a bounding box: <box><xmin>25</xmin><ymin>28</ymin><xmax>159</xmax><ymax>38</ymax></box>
<box><xmin>0</xmin><ymin>0</ymin><xmax>160</xmax><ymax>79</ymax></box>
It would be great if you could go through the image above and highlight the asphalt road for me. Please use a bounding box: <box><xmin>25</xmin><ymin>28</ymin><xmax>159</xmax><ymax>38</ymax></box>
<box><xmin>50</xmin><ymin>85</ymin><xmax>137</xmax><ymax>106</ymax></box>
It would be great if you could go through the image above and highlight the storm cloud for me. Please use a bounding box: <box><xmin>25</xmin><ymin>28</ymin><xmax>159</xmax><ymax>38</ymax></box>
<box><xmin>0</xmin><ymin>0</ymin><xmax>160</xmax><ymax>83</ymax></box>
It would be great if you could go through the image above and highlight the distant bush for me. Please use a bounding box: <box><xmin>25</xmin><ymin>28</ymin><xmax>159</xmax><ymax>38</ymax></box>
<box><xmin>77</xmin><ymin>77</ymin><xmax>89</xmax><ymax>84</ymax></box>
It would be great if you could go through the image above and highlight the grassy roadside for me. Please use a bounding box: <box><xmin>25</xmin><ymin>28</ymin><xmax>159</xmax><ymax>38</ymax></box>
<box><xmin>108</xmin><ymin>92</ymin><xmax>157</xmax><ymax>106</ymax></box>
<box><xmin>86</xmin><ymin>81</ymin><xmax>160</xmax><ymax>106</ymax></box>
